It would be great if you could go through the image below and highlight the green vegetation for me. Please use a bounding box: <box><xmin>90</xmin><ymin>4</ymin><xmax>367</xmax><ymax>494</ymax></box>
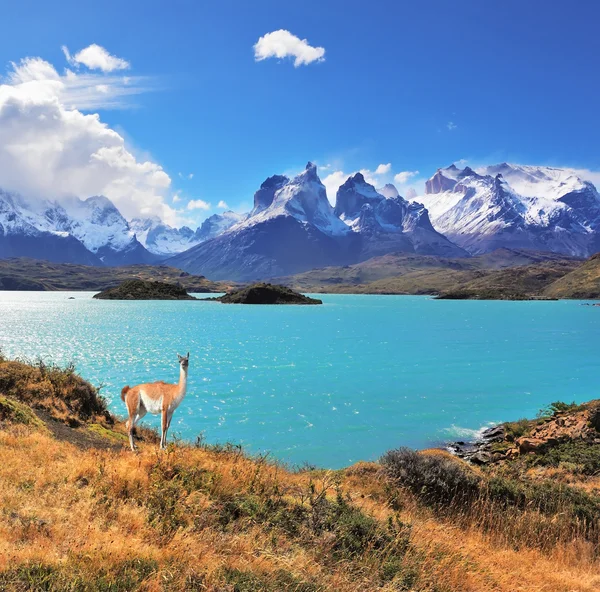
<box><xmin>382</xmin><ymin>447</ymin><xmax>600</xmax><ymax>548</ymax></box>
<box><xmin>526</xmin><ymin>441</ymin><xmax>600</xmax><ymax>475</ymax></box>
<box><xmin>93</xmin><ymin>279</ymin><xmax>197</xmax><ymax>300</ymax></box>
<box><xmin>0</xmin><ymin>558</ymin><xmax>160</xmax><ymax>592</ymax></box>
<box><xmin>0</xmin><ymin>394</ymin><xmax>46</xmax><ymax>429</ymax></box>
<box><xmin>538</xmin><ymin>400</ymin><xmax>582</xmax><ymax>417</ymax></box>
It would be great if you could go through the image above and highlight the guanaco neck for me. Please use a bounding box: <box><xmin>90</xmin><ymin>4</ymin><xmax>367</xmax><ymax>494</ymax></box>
<box><xmin>177</xmin><ymin>365</ymin><xmax>188</xmax><ymax>399</ymax></box>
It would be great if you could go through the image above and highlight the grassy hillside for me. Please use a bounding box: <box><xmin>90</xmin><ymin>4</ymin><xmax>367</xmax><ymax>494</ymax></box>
<box><xmin>1</xmin><ymin>355</ymin><xmax>600</xmax><ymax>591</ymax></box>
<box><xmin>436</xmin><ymin>260</ymin><xmax>580</xmax><ymax>300</ymax></box>
<box><xmin>0</xmin><ymin>258</ymin><xmax>232</xmax><ymax>292</ymax></box>
<box><xmin>543</xmin><ymin>253</ymin><xmax>600</xmax><ymax>299</ymax></box>
<box><xmin>275</xmin><ymin>250</ymin><xmax>583</xmax><ymax>298</ymax></box>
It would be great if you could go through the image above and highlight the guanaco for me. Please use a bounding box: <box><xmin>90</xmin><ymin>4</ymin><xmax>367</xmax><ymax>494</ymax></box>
<box><xmin>121</xmin><ymin>353</ymin><xmax>189</xmax><ymax>451</ymax></box>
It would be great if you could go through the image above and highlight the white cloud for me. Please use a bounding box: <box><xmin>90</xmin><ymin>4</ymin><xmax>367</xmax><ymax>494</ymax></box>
<box><xmin>63</xmin><ymin>44</ymin><xmax>130</xmax><ymax>72</ymax></box>
<box><xmin>254</xmin><ymin>30</ymin><xmax>325</xmax><ymax>67</ymax></box>
<box><xmin>217</xmin><ymin>200</ymin><xmax>229</xmax><ymax>209</ymax></box>
<box><xmin>172</xmin><ymin>192</ymin><xmax>182</xmax><ymax>203</ymax></box>
<box><xmin>394</xmin><ymin>170</ymin><xmax>419</xmax><ymax>184</ymax></box>
<box><xmin>447</xmin><ymin>121</ymin><xmax>457</xmax><ymax>131</ymax></box>
<box><xmin>187</xmin><ymin>199</ymin><xmax>211</xmax><ymax>211</ymax></box>
<box><xmin>178</xmin><ymin>172</ymin><xmax>194</xmax><ymax>180</ymax></box>
<box><xmin>7</xmin><ymin>56</ymin><xmax>153</xmax><ymax>111</ymax></box>
<box><xmin>322</xmin><ymin>170</ymin><xmax>348</xmax><ymax>205</ymax></box>
<box><xmin>374</xmin><ymin>163</ymin><xmax>391</xmax><ymax>175</ymax></box>
<box><xmin>0</xmin><ymin>53</ymin><xmax>176</xmax><ymax>224</ymax></box>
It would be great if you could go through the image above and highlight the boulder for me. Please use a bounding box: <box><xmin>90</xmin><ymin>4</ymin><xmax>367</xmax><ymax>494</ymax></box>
<box><xmin>516</xmin><ymin>437</ymin><xmax>547</xmax><ymax>454</ymax></box>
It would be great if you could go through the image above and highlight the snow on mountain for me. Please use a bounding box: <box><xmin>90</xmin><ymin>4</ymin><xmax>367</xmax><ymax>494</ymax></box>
<box><xmin>168</xmin><ymin>164</ymin><xmax>466</xmax><ymax>280</ymax></box>
<box><xmin>377</xmin><ymin>184</ymin><xmax>400</xmax><ymax>198</ymax></box>
<box><xmin>194</xmin><ymin>210</ymin><xmax>245</xmax><ymax>242</ymax></box>
<box><xmin>235</xmin><ymin>162</ymin><xmax>350</xmax><ymax>237</ymax></box>
<box><xmin>130</xmin><ymin>217</ymin><xmax>197</xmax><ymax>257</ymax></box>
<box><xmin>0</xmin><ymin>189</ymin><xmax>156</xmax><ymax>265</ymax></box>
<box><xmin>335</xmin><ymin>173</ymin><xmax>467</xmax><ymax>258</ymax></box>
<box><xmin>167</xmin><ymin>163</ymin><xmax>356</xmax><ymax>280</ymax></box>
<box><xmin>416</xmin><ymin>164</ymin><xmax>600</xmax><ymax>256</ymax></box>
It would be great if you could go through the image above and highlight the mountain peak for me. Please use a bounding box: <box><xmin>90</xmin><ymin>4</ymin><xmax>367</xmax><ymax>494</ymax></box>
<box><xmin>378</xmin><ymin>184</ymin><xmax>400</xmax><ymax>199</ymax></box>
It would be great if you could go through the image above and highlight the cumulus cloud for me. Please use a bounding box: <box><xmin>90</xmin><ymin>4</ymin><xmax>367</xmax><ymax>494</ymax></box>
<box><xmin>0</xmin><ymin>52</ymin><xmax>176</xmax><ymax>224</ymax></box>
<box><xmin>447</xmin><ymin>121</ymin><xmax>457</xmax><ymax>131</ymax></box>
<box><xmin>187</xmin><ymin>199</ymin><xmax>211</xmax><ymax>211</ymax></box>
<box><xmin>62</xmin><ymin>44</ymin><xmax>130</xmax><ymax>72</ymax></box>
<box><xmin>394</xmin><ymin>170</ymin><xmax>419</xmax><ymax>184</ymax></box>
<box><xmin>254</xmin><ymin>30</ymin><xmax>325</xmax><ymax>67</ymax></box>
<box><xmin>374</xmin><ymin>163</ymin><xmax>391</xmax><ymax>175</ymax></box>
<box><xmin>217</xmin><ymin>200</ymin><xmax>229</xmax><ymax>209</ymax></box>
<box><xmin>178</xmin><ymin>172</ymin><xmax>194</xmax><ymax>180</ymax></box>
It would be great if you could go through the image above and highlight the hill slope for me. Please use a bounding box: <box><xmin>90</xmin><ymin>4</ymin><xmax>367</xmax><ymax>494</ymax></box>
<box><xmin>0</xmin><ymin>357</ymin><xmax>599</xmax><ymax>591</ymax></box>
<box><xmin>0</xmin><ymin>258</ymin><xmax>230</xmax><ymax>292</ymax></box>
<box><xmin>543</xmin><ymin>253</ymin><xmax>600</xmax><ymax>298</ymax></box>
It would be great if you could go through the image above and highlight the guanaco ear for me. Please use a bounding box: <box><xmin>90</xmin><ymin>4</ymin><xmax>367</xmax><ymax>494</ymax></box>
<box><xmin>186</xmin><ymin>352</ymin><xmax>190</xmax><ymax>359</ymax></box>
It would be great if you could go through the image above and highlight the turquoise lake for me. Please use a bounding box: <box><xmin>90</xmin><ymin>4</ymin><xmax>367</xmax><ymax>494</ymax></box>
<box><xmin>1</xmin><ymin>292</ymin><xmax>598</xmax><ymax>468</ymax></box>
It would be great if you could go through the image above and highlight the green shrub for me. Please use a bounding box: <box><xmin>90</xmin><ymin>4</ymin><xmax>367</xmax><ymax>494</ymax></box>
<box><xmin>221</xmin><ymin>568</ymin><xmax>322</xmax><ymax>592</ymax></box>
<box><xmin>380</xmin><ymin>448</ymin><xmax>481</xmax><ymax>509</ymax></box>
<box><xmin>503</xmin><ymin>418</ymin><xmax>531</xmax><ymax>441</ymax></box>
<box><xmin>538</xmin><ymin>400</ymin><xmax>581</xmax><ymax>418</ymax></box>
<box><xmin>527</xmin><ymin>441</ymin><xmax>600</xmax><ymax>476</ymax></box>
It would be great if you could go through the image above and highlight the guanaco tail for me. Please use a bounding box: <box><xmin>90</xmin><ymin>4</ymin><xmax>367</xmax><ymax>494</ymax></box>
<box><xmin>121</xmin><ymin>352</ymin><xmax>189</xmax><ymax>451</ymax></box>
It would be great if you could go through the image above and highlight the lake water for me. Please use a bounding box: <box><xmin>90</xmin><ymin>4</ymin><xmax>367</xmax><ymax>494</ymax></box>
<box><xmin>1</xmin><ymin>292</ymin><xmax>598</xmax><ymax>468</ymax></box>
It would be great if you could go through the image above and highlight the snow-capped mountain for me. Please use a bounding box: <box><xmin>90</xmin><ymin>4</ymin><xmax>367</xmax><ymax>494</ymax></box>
<box><xmin>168</xmin><ymin>163</ymin><xmax>356</xmax><ymax>280</ymax></box>
<box><xmin>130</xmin><ymin>217</ymin><xmax>197</xmax><ymax>257</ymax></box>
<box><xmin>335</xmin><ymin>173</ymin><xmax>467</xmax><ymax>259</ymax></box>
<box><xmin>168</xmin><ymin>163</ymin><xmax>466</xmax><ymax>280</ymax></box>
<box><xmin>194</xmin><ymin>210</ymin><xmax>245</xmax><ymax>243</ymax></box>
<box><xmin>416</xmin><ymin>163</ymin><xmax>600</xmax><ymax>256</ymax></box>
<box><xmin>0</xmin><ymin>190</ymin><xmax>156</xmax><ymax>265</ymax></box>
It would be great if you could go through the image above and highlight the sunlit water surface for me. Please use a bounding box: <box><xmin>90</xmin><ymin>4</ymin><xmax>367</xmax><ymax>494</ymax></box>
<box><xmin>1</xmin><ymin>292</ymin><xmax>598</xmax><ymax>468</ymax></box>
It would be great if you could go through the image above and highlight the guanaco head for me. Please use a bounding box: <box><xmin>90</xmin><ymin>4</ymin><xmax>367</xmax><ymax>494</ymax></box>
<box><xmin>177</xmin><ymin>352</ymin><xmax>190</xmax><ymax>370</ymax></box>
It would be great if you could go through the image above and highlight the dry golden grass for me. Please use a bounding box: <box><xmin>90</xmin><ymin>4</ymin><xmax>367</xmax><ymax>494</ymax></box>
<box><xmin>1</xmin><ymin>358</ymin><xmax>600</xmax><ymax>591</ymax></box>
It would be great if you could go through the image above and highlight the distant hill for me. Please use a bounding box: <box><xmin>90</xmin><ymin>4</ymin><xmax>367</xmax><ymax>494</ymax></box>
<box><xmin>273</xmin><ymin>249</ymin><xmax>582</xmax><ymax>297</ymax></box>
<box><xmin>0</xmin><ymin>258</ymin><xmax>230</xmax><ymax>292</ymax></box>
<box><xmin>543</xmin><ymin>253</ymin><xmax>600</xmax><ymax>299</ymax></box>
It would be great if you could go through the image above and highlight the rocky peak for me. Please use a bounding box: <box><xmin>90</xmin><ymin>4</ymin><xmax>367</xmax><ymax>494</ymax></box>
<box><xmin>334</xmin><ymin>173</ymin><xmax>383</xmax><ymax>220</ymax></box>
<box><xmin>251</xmin><ymin>175</ymin><xmax>289</xmax><ymax>216</ymax></box>
<box><xmin>425</xmin><ymin>169</ymin><xmax>458</xmax><ymax>194</ymax></box>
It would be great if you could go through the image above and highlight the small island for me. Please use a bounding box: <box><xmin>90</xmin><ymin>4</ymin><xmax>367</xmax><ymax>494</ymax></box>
<box><xmin>210</xmin><ymin>283</ymin><xmax>322</xmax><ymax>305</ymax></box>
<box><xmin>93</xmin><ymin>279</ymin><xmax>197</xmax><ymax>300</ymax></box>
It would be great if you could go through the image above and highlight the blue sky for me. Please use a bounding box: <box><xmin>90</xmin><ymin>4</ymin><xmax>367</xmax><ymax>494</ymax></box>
<box><xmin>2</xmin><ymin>0</ymin><xmax>600</xmax><ymax>226</ymax></box>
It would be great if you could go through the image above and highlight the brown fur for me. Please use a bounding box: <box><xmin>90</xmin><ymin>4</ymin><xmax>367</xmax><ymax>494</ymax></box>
<box><xmin>122</xmin><ymin>353</ymin><xmax>189</xmax><ymax>451</ymax></box>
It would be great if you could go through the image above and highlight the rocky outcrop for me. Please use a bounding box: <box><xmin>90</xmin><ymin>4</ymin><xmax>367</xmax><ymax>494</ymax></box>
<box><xmin>213</xmin><ymin>283</ymin><xmax>322</xmax><ymax>305</ymax></box>
<box><xmin>93</xmin><ymin>279</ymin><xmax>197</xmax><ymax>300</ymax></box>
<box><xmin>449</xmin><ymin>401</ymin><xmax>600</xmax><ymax>465</ymax></box>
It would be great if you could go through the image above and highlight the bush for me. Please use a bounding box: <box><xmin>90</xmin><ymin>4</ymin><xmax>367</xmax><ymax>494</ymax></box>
<box><xmin>0</xmin><ymin>359</ymin><xmax>107</xmax><ymax>426</ymax></box>
<box><xmin>380</xmin><ymin>448</ymin><xmax>481</xmax><ymax>509</ymax></box>
<box><xmin>538</xmin><ymin>400</ymin><xmax>581</xmax><ymax>418</ymax></box>
<box><xmin>527</xmin><ymin>441</ymin><xmax>600</xmax><ymax>476</ymax></box>
<box><xmin>503</xmin><ymin>418</ymin><xmax>531</xmax><ymax>441</ymax></box>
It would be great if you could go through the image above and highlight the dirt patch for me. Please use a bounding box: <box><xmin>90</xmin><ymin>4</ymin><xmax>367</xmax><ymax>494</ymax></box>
<box><xmin>33</xmin><ymin>409</ymin><xmax>124</xmax><ymax>451</ymax></box>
